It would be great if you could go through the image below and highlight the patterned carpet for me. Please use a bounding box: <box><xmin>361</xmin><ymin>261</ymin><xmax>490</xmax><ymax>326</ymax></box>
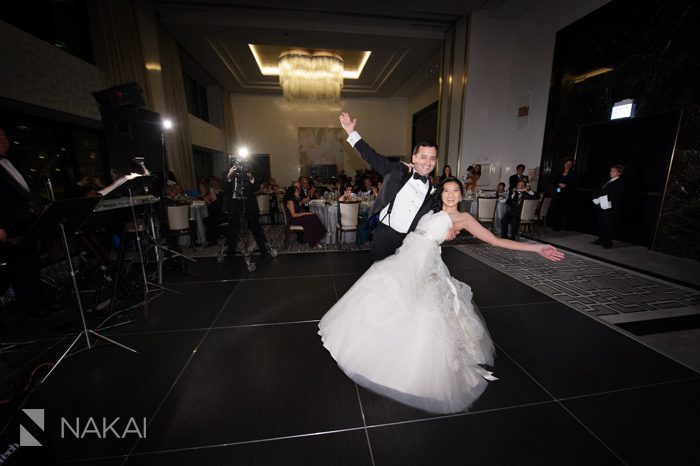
<box><xmin>455</xmin><ymin>243</ymin><xmax>700</xmax><ymax>321</ymax></box>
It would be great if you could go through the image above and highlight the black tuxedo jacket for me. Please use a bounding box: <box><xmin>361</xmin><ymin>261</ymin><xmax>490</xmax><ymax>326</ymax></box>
<box><xmin>0</xmin><ymin>159</ymin><xmax>43</xmax><ymax>238</ymax></box>
<box><xmin>509</xmin><ymin>173</ymin><xmax>529</xmax><ymax>191</ymax></box>
<box><xmin>223</xmin><ymin>175</ymin><xmax>260</xmax><ymax>214</ymax></box>
<box><xmin>353</xmin><ymin>139</ymin><xmax>433</xmax><ymax>232</ymax></box>
<box><xmin>506</xmin><ymin>190</ymin><xmax>537</xmax><ymax>213</ymax></box>
<box><xmin>595</xmin><ymin>178</ymin><xmax>624</xmax><ymax>209</ymax></box>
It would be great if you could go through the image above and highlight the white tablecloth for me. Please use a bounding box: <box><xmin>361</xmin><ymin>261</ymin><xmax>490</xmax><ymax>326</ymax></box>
<box><xmin>492</xmin><ymin>198</ymin><xmax>508</xmax><ymax>236</ymax></box>
<box><xmin>309</xmin><ymin>201</ymin><xmax>373</xmax><ymax>244</ymax></box>
<box><xmin>190</xmin><ymin>202</ymin><xmax>208</xmax><ymax>244</ymax></box>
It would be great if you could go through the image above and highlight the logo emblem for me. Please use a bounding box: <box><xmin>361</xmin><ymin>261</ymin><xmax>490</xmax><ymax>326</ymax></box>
<box><xmin>20</xmin><ymin>409</ymin><xmax>44</xmax><ymax>447</ymax></box>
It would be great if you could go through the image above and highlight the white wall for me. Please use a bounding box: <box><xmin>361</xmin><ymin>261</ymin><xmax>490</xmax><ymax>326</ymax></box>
<box><xmin>230</xmin><ymin>94</ymin><xmax>408</xmax><ymax>184</ymax></box>
<box><xmin>461</xmin><ymin>0</ymin><xmax>611</xmax><ymax>189</ymax></box>
<box><xmin>0</xmin><ymin>19</ymin><xmax>105</xmax><ymax>120</ymax></box>
<box><xmin>189</xmin><ymin>114</ymin><xmax>224</xmax><ymax>152</ymax></box>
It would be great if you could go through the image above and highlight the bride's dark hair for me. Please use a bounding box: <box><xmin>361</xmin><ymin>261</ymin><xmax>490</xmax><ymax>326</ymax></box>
<box><xmin>432</xmin><ymin>176</ymin><xmax>464</xmax><ymax>212</ymax></box>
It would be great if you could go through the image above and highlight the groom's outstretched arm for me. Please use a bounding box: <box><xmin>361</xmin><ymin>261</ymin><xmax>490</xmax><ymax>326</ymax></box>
<box><xmin>339</xmin><ymin>112</ymin><xmax>394</xmax><ymax>176</ymax></box>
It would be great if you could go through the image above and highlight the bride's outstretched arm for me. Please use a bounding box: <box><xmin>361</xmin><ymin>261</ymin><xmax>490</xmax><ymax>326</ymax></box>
<box><xmin>450</xmin><ymin>212</ymin><xmax>565</xmax><ymax>262</ymax></box>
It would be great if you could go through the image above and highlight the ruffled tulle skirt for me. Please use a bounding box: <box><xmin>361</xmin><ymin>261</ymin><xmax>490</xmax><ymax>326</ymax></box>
<box><xmin>318</xmin><ymin>234</ymin><xmax>496</xmax><ymax>414</ymax></box>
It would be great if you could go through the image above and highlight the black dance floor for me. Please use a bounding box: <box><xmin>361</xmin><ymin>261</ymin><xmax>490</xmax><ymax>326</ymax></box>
<box><xmin>3</xmin><ymin>248</ymin><xmax>700</xmax><ymax>465</ymax></box>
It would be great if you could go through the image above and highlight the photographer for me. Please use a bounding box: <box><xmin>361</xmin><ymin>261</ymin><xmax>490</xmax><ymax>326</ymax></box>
<box><xmin>223</xmin><ymin>162</ymin><xmax>271</xmax><ymax>260</ymax></box>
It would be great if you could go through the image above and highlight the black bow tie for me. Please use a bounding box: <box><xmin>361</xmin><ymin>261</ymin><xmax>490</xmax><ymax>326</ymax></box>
<box><xmin>413</xmin><ymin>172</ymin><xmax>428</xmax><ymax>183</ymax></box>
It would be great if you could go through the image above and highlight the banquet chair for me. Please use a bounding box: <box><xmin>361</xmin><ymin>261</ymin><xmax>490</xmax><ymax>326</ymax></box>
<box><xmin>281</xmin><ymin>204</ymin><xmax>304</xmax><ymax>249</ymax></box>
<box><xmin>476</xmin><ymin>197</ymin><xmax>498</xmax><ymax>231</ymax></box>
<box><xmin>256</xmin><ymin>194</ymin><xmax>272</xmax><ymax>224</ymax></box>
<box><xmin>533</xmin><ymin>196</ymin><xmax>552</xmax><ymax>236</ymax></box>
<box><xmin>518</xmin><ymin>199</ymin><xmax>539</xmax><ymax>237</ymax></box>
<box><xmin>336</xmin><ymin>201</ymin><xmax>361</xmax><ymax>249</ymax></box>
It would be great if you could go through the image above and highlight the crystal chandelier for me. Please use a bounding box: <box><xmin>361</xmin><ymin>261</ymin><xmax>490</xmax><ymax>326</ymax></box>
<box><xmin>278</xmin><ymin>50</ymin><xmax>344</xmax><ymax>102</ymax></box>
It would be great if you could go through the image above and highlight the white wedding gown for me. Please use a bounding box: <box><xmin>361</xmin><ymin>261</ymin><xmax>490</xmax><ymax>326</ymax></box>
<box><xmin>319</xmin><ymin>211</ymin><xmax>496</xmax><ymax>414</ymax></box>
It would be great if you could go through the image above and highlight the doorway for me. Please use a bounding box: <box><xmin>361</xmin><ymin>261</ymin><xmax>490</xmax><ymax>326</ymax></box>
<box><xmin>569</xmin><ymin>111</ymin><xmax>680</xmax><ymax>247</ymax></box>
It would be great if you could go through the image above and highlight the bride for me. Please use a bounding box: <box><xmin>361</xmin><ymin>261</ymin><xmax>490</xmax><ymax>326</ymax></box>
<box><xmin>319</xmin><ymin>176</ymin><xmax>564</xmax><ymax>414</ymax></box>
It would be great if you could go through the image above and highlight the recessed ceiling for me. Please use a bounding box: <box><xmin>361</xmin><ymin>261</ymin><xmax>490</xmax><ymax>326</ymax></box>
<box><xmin>149</xmin><ymin>0</ymin><xmax>491</xmax><ymax>98</ymax></box>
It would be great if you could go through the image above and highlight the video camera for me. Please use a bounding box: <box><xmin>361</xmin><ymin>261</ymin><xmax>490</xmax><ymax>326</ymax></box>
<box><xmin>228</xmin><ymin>155</ymin><xmax>252</xmax><ymax>197</ymax></box>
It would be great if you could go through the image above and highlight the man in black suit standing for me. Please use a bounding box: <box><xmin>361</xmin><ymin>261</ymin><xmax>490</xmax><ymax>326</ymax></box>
<box><xmin>509</xmin><ymin>164</ymin><xmax>529</xmax><ymax>193</ymax></box>
<box><xmin>592</xmin><ymin>164</ymin><xmax>624</xmax><ymax>249</ymax></box>
<box><xmin>340</xmin><ymin>112</ymin><xmax>448</xmax><ymax>261</ymax></box>
<box><xmin>0</xmin><ymin>126</ymin><xmax>46</xmax><ymax>317</ymax></box>
<box><xmin>223</xmin><ymin>164</ymin><xmax>271</xmax><ymax>260</ymax></box>
<box><xmin>501</xmin><ymin>180</ymin><xmax>538</xmax><ymax>240</ymax></box>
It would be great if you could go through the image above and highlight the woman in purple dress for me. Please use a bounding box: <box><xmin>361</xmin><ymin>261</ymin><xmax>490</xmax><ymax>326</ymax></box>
<box><xmin>284</xmin><ymin>184</ymin><xmax>327</xmax><ymax>247</ymax></box>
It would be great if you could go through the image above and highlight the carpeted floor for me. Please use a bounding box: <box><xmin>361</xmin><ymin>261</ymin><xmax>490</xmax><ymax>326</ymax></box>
<box><xmin>184</xmin><ymin>224</ymin><xmax>482</xmax><ymax>258</ymax></box>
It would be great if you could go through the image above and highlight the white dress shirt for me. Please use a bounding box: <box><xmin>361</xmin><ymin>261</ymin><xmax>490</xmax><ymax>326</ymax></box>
<box><xmin>0</xmin><ymin>157</ymin><xmax>30</xmax><ymax>192</ymax></box>
<box><xmin>346</xmin><ymin>132</ymin><xmax>428</xmax><ymax>233</ymax></box>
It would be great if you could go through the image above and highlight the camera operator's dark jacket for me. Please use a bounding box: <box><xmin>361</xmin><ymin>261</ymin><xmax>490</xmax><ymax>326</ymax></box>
<box><xmin>223</xmin><ymin>175</ymin><xmax>260</xmax><ymax>215</ymax></box>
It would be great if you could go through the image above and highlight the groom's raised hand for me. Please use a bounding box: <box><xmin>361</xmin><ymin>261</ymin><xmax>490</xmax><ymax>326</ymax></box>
<box><xmin>339</xmin><ymin>112</ymin><xmax>357</xmax><ymax>135</ymax></box>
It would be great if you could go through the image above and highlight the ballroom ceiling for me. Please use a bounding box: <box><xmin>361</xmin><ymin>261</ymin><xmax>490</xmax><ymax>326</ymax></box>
<box><xmin>149</xmin><ymin>0</ymin><xmax>492</xmax><ymax>98</ymax></box>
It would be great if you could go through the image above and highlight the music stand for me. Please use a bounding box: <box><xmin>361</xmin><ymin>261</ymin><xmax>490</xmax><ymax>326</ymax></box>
<box><xmin>25</xmin><ymin>197</ymin><xmax>138</xmax><ymax>384</ymax></box>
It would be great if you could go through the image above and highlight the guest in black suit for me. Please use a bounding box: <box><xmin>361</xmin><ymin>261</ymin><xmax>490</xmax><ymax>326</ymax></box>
<box><xmin>340</xmin><ymin>112</ymin><xmax>448</xmax><ymax>261</ymax></box>
<box><xmin>592</xmin><ymin>164</ymin><xmax>625</xmax><ymax>249</ymax></box>
<box><xmin>500</xmin><ymin>180</ymin><xmax>537</xmax><ymax>240</ymax></box>
<box><xmin>298</xmin><ymin>176</ymin><xmax>315</xmax><ymax>212</ymax></box>
<box><xmin>508</xmin><ymin>164</ymin><xmax>529</xmax><ymax>193</ymax></box>
<box><xmin>0</xmin><ymin>126</ymin><xmax>47</xmax><ymax>317</ymax></box>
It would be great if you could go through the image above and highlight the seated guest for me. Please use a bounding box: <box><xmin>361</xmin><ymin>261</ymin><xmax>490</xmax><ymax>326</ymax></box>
<box><xmin>509</xmin><ymin>164</ymin><xmax>529</xmax><ymax>193</ymax></box>
<box><xmin>197</xmin><ymin>176</ymin><xmax>209</xmax><ymax>197</ymax></box>
<box><xmin>500</xmin><ymin>180</ymin><xmax>537</xmax><ymax>240</ymax></box>
<box><xmin>355</xmin><ymin>177</ymin><xmax>377</xmax><ymax>197</ymax></box>
<box><xmin>166</xmin><ymin>181</ymin><xmax>185</xmax><ymax>202</ymax></box>
<box><xmin>0</xmin><ymin>126</ymin><xmax>47</xmax><ymax>318</ymax></box>
<box><xmin>496</xmin><ymin>182</ymin><xmax>507</xmax><ymax>195</ymax></box>
<box><xmin>338</xmin><ymin>185</ymin><xmax>357</xmax><ymax>202</ymax></box>
<box><xmin>283</xmin><ymin>185</ymin><xmax>327</xmax><ymax>247</ymax></box>
<box><xmin>203</xmin><ymin>178</ymin><xmax>224</xmax><ymax>246</ymax></box>
<box><xmin>298</xmin><ymin>176</ymin><xmax>316</xmax><ymax>211</ymax></box>
<box><xmin>68</xmin><ymin>175</ymin><xmax>103</xmax><ymax>198</ymax></box>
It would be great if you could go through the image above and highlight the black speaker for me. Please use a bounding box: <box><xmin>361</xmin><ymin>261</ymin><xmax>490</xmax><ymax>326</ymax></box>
<box><xmin>100</xmin><ymin>107</ymin><xmax>166</xmax><ymax>187</ymax></box>
<box><xmin>93</xmin><ymin>82</ymin><xmax>145</xmax><ymax>108</ymax></box>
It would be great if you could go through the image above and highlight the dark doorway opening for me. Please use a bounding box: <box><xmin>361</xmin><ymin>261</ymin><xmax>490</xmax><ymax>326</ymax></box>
<box><xmin>569</xmin><ymin>111</ymin><xmax>680</xmax><ymax>248</ymax></box>
<box><xmin>249</xmin><ymin>154</ymin><xmax>271</xmax><ymax>183</ymax></box>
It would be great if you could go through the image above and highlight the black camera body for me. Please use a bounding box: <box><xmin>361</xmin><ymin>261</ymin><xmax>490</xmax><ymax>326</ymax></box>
<box><xmin>228</xmin><ymin>157</ymin><xmax>252</xmax><ymax>197</ymax></box>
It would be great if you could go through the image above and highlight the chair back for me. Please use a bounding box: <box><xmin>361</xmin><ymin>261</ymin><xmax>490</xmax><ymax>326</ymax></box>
<box><xmin>338</xmin><ymin>201</ymin><xmax>360</xmax><ymax>229</ymax></box>
<box><xmin>519</xmin><ymin>199</ymin><xmax>538</xmax><ymax>222</ymax></box>
<box><xmin>167</xmin><ymin>205</ymin><xmax>190</xmax><ymax>230</ymax></box>
<box><xmin>280</xmin><ymin>201</ymin><xmax>291</xmax><ymax>226</ymax></box>
<box><xmin>256</xmin><ymin>194</ymin><xmax>270</xmax><ymax>215</ymax></box>
<box><xmin>477</xmin><ymin>197</ymin><xmax>497</xmax><ymax>223</ymax></box>
<box><xmin>538</xmin><ymin>197</ymin><xmax>552</xmax><ymax>218</ymax></box>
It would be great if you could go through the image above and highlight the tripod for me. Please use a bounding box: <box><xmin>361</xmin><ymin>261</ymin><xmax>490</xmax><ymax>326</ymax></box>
<box><xmin>23</xmin><ymin>198</ymin><xmax>138</xmax><ymax>384</ymax></box>
<box><xmin>223</xmin><ymin>185</ymin><xmax>278</xmax><ymax>272</ymax></box>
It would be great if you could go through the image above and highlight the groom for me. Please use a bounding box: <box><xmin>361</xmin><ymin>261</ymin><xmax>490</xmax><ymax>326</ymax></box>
<box><xmin>340</xmin><ymin>112</ymin><xmax>449</xmax><ymax>261</ymax></box>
